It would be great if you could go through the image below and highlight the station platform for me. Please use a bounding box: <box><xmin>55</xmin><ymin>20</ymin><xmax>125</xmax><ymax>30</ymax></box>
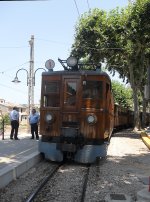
<box><xmin>141</xmin><ymin>128</ymin><xmax>150</xmax><ymax>150</ymax></box>
<box><xmin>0</xmin><ymin>132</ymin><xmax>42</xmax><ymax>189</ymax></box>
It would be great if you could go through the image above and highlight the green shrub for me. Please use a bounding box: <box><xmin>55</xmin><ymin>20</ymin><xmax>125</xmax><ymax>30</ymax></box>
<box><xmin>2</xmin><ymin>114</ymin><xmax>10</xmax><ymax>125</ymax></box>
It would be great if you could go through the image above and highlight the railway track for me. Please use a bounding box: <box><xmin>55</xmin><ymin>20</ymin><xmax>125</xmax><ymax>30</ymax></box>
<box><xmin>80</xmin><ymin>164</ymin><xmax>90</xmax><ymax>202</ymax></box>
<box><xmin>25</xmin><ymin>163</ymin><xmax>62</xmax><ymax>202</ymax></box>
<box><xmin>25</xmin><ymin>162</ymin><xmax>91</xmax><ymax>202</ymax></box>
<box><xmin>1</xmin><ymin>130</ymin><xmax>149</xmax><ymax>202</ymax></box>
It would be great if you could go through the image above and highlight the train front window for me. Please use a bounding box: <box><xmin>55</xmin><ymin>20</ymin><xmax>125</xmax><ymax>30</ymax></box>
<box><xmin>45</xmin><ymin>82</ymin><xmax>59</xmax><ymax>93</ymax></box>
<box><xmin>82</xmin><ymin>81</ymin><xmax>103</xmax><ymax>109</ymax></box>
<box><xmin>43</xmin><ymin>82</ymin><xmax>60</xmax><ymax>107</ymax></box>
<box><xmin>83</xmin><ymin>81</ymin><xmax>103</xmax><ymax>99</ymax></box>
<box><xmin>64</xmin><ymin>81</ymin><xmax>77</xmax><ymax>106</ymax></box>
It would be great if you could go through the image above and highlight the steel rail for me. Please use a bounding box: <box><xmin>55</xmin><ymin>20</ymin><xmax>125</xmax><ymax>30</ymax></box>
<box><xmin>25</xmin><ymin>163</ymin><xmax>62</xmax><ymax>202</ymax></box>
<box><xmin>80</xmin><ymin>164</ymin><xmax>91</xmax><ymax>202</ymax></box>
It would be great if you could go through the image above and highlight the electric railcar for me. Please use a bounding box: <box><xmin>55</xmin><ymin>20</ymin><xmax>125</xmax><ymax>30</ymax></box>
<box><xmin>39</xmin><ymin>57</ymin><xmax>114</xmax><ymax>163</ymax></box>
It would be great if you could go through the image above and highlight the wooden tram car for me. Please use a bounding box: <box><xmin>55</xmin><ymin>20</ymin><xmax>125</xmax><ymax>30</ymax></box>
<box><xmin>39</xmin><ymin>57</ymin><xmax>114</xmax><ymax>163</ymax></box>
<box><xmin>114</xmin><ymin>104</ymin><xmax>134</xmax><ymax>131</ymax></box>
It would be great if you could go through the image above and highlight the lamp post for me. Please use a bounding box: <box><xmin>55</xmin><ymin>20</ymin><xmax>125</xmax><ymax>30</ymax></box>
<box><xmin>12</xmin><ymin>67</ymin><xmax>46</xmax><ymax>116</ymax></box>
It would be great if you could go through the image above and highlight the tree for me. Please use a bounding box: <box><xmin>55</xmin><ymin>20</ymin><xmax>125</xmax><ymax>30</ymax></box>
<box><xmin>0</xmin><ymin>114</ymin><xmax>10</xmax><ymax>125</ymax></box>
<box><xmin>112</xmin><ymin>81</ymin><xmax>133</xmax><ymax>109</ymax></box>
<box><xmin>126</xmin><ymin>0</ymin><xmax>150</xmax><ymax>128</ymax></box>
<box><xmin>102</xmin><ymin>3</ymin><xmax>149</xmax><ymax>129</ymax></box>
<box><xmin>71</xmin><ymin>9</ymin><xmax>108</xmax><ymax>63</ymax></box>
<box><xmin>71</xmin><ymin>0</ymin><xmax>150</xmax><ymax>129</ymax></box>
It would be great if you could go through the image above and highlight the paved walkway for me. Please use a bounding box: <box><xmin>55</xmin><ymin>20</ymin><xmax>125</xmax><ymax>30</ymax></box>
<box><xmin>0</xmin><ymin>132</ymin><xmax>42</xmax><ymax>189</ymax></box>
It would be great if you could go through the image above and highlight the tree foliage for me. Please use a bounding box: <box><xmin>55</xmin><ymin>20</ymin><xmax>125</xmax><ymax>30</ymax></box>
<box><xmin>71</xmin><ymin>9</ymin><xmax>108</xmax><ymax>63</ymax></box>
<box><xmin>0</xmin><ymin>114</ymin><xmax>10</xmax><ymax>126</ymax></box>
<box><xmin>112</xmin><ymin>81</ymin><xmax>133</xmax><ymax>109</ymax></box>
<box><xmin>71</xmin><ymin>0</ymin><xmax>150</xmax><ymax>129</ymax></box>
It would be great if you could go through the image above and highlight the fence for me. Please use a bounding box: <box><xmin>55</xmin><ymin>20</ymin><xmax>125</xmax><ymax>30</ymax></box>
<box><xmin>0</xmin><ymin>119</ymin><xmax>4</xmax><ymax>140</ymax></box>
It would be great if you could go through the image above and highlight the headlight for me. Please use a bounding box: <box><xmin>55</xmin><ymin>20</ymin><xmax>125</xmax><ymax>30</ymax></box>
<box><xmin>86</xmin><ymin>114</ymin><xmax>97</xmax><ymax>124</ymax></box>
<box><xmin>45</xmin><ymin>113</ymin><xmax>54</xmax><ymax>123</ymax></box>
<box><xmin>66</xmin><ymin>56</ymin><xmax>78</xmax><ymax>67</ymax></box>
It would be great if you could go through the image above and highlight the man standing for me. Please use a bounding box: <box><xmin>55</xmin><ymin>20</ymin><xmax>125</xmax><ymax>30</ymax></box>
<box><xmin>10</xmin><ymin>106</ymin><xmax>19</xmax><ymax>140</ymax></box>
<box><xmin>29</xmin><ymin>108</ymin><xmax>40</xmax><ymax>140</ymax></box>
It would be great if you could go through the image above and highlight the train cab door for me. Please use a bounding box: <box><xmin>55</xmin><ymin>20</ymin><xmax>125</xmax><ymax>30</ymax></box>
<box><xmin>62</xmin><ymin>77</ymin><xmax>81</xmax><ymax>112</ymax></box>
<box><xmin>61</xmin><ymin>76</ymin><xmax>81</xmax><ymax>135</ymax></box>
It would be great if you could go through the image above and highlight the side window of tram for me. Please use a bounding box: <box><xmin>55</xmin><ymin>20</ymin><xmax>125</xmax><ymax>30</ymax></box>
<box><xmin>106</xmin><ymin>83</ymin><xmax>109</xmax><ymax>97</ymax></box>
<box><xmin>43</xmin><ymin>82</ymin><xmax>60</xmax><ymax>107</ymax></box>
<box><xmin>106</xmin><ymin>83</ymin><xmax>110</xmax><ymax>108</ymax></box>
<box><xmin>83</xmin><ymin>81</ymin><xmax>103</xmax><ymax>99</ymax></box>
<box><xmin>64</xmin><ymin>82</ymin><xmax>77</xmax><ymax>106</ymax></box>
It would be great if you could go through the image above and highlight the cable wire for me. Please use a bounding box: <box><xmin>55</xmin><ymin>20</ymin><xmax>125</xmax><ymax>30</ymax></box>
<box><xmin>0</xmin><ymin>46</ymin><xmax>28</xmax><ymax>49</ymax></box>
<box><xmin>0</xmin><ymin>62</ymin><xmax>29</xmax><ymax>74</ymax></box>
<box><xmin>35</xmin><ymin>37</ymin><xmax>71</xmax><ymax>46</ymax></box>
<box><xmin>73</xmin><ymin>0</ymin><xmax>80</xmax><ymax>18</ymax></box>
<box><xmin>86</xmin><ymin>0</ymin><xmax>90</xmax><ymax>10</ymax></box>
<box><xmin>35</xmin><ymin>37</ymin><xmax>123</xmax><ymax>51</ymax></box>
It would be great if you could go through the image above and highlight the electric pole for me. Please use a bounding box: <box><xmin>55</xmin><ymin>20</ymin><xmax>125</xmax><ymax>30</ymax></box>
<box><xmin>28</xmin><ymin>35</ymin><xmax>34</xmax><ymax>115</ymax></box>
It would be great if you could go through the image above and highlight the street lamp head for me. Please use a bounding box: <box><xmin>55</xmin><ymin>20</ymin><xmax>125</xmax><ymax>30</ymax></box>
<box><xmin>12</xmin><ymin>76</ymin><xmax>21</xmax><ymax>83</ymax></box>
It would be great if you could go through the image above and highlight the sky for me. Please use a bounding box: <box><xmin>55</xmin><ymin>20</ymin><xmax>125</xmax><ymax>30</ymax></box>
<box><xmin>0</xmin><ymin>0</ymin><xmax>129</xmax><ymax>105</ymax></box>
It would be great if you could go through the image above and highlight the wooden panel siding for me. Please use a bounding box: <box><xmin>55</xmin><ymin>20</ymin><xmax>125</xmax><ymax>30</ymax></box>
<box><xmin>40</xmin><ymin>108</ymin><xmax>60</xmax><ymax>137</ymax></box>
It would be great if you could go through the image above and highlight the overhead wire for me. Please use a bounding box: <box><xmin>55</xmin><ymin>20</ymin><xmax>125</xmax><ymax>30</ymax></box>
<box><xmin>35</xmin><ymin>37</ymin><xmax>123</xmax><ymax>51</ymax></box>
<box><xmin>73</xmin><ymin>0</ymin><xmax>80</xmax><ymax>18</ymax></box>
<box><xmin>0</xmin><ymin>81</ymin><xmax>41</xmax><ymax>103</ymax></box>
<box><xmin>0</xmin><ymin>71</ymin><xmax>41</xmax><ymax>95</ymax></box>
<box><xmin>0</xmin><ymin>0</ymin><xmax>123</xmax><ymax>81</ymax></box>
<box><xmin>86</xmin><ymin>0</ymin><xmax>90</xmax><ymax>10</ymax></box>
<box><xmin>0</xmin><ymin>61</ymin><xmax>29</xmax><ymax>74</ymax></box>
<box><xmin>0</xmin><ymin>82</ymin><xmax>28</xmax><ymax>95</ymax></box>
<box><xmin>35</xmin><ymin>37</ymin><xmax>71</xmax><ymax>46</ymax></box>
<box><xmin>0</xmin><ymin>45</ymin><xmax>28</xmax><ymax>49</ymax></box>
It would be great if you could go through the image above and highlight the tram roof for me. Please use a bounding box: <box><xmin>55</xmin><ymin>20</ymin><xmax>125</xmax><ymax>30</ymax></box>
<box><xmin>42</xmin><ymin>70</ymin><xmax>111</xmax><ymax>80</ymax></box>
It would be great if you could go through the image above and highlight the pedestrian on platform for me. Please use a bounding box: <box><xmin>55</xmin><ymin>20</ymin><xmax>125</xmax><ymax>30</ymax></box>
<box><xmin>10</xmin><ymin>106</ymin><xmax>20</xmax><ymax>140</ymax></box>
<box><xmin>29</xmin><ymin>108</ymin><xmax>40</xmax><ymax>140</ymax></box>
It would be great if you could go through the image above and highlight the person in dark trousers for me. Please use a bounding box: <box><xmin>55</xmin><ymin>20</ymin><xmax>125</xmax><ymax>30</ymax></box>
<box><xmin>10</xmin><ymin>106</ymin><xmax>19</xmax><ymax>140</ymax></box>
<box><xmin>29</xmin><ymin>108</ymin><xmax>40</xmax><ymax>140</ymax></box>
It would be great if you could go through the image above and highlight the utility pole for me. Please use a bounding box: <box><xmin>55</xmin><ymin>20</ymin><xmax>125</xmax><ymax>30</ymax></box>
<box><xmin>28</xmin><ymin>35</ymin><xmax>34</xmax><ymax>115</ymax></box>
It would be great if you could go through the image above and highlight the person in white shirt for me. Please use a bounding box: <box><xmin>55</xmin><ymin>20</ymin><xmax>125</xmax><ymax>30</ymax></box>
<box><xmin>10</xmin><ymin>106</ymin><xmax>19</xmax><ymax>140</ymax></box>
<box><xmin>29</xmin><ymin>108</ymin><xmax>40</xmax><ymax>140</ymax></box>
